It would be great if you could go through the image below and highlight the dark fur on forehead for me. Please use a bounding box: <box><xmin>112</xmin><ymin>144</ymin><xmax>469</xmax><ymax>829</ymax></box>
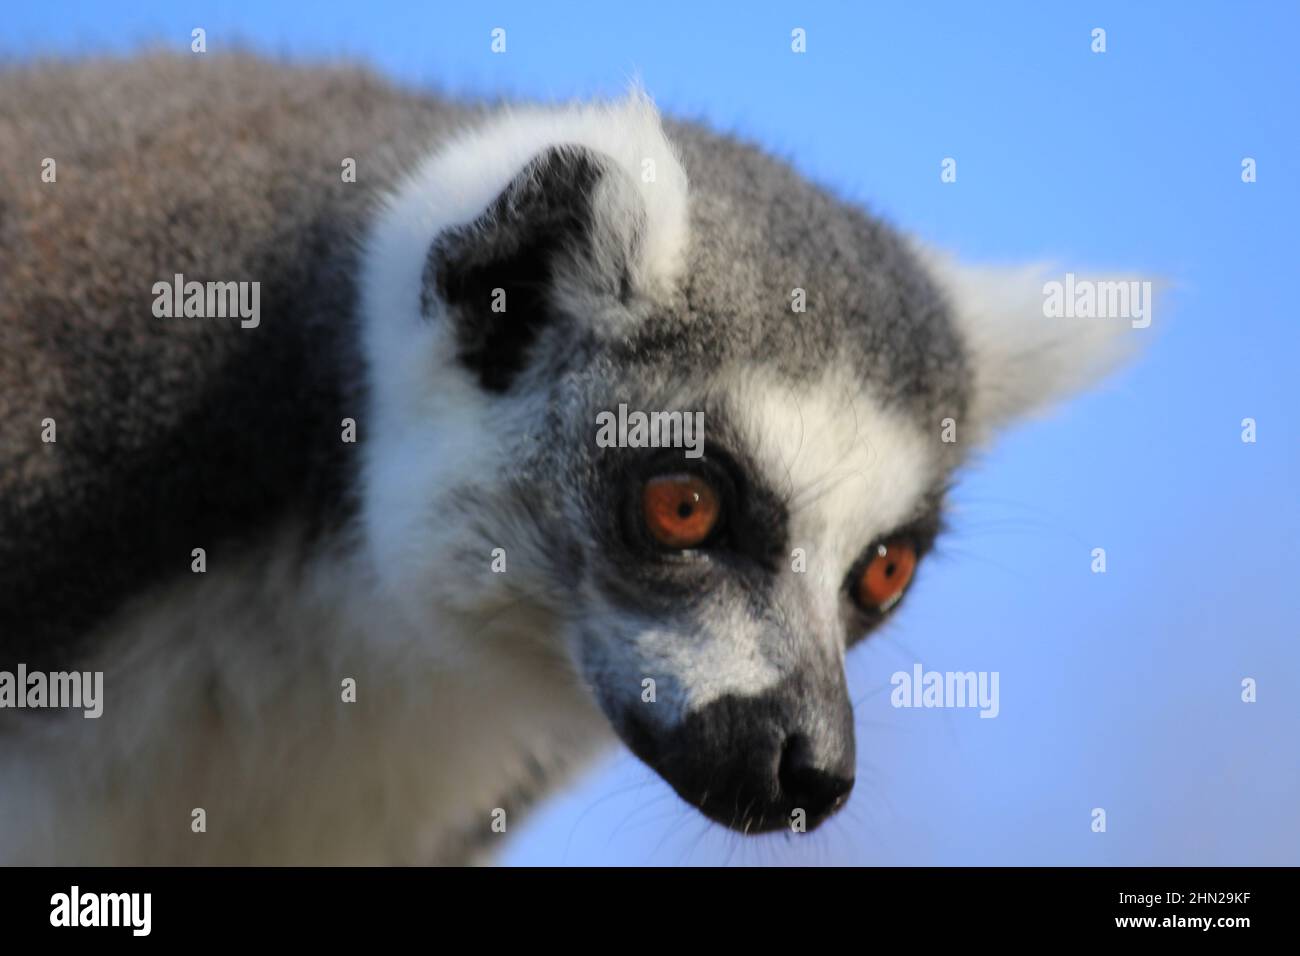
<box><xmin>603</xmin><ymin>121</ymin><xmax>973</xmax><ymax>429</ymax></box>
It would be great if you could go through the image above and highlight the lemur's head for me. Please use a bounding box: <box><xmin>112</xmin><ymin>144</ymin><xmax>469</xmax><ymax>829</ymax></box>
<box><xmin>360</xmin><ymin>94</ymin><xmax>1138</xmax><ymax>833</ymax></box>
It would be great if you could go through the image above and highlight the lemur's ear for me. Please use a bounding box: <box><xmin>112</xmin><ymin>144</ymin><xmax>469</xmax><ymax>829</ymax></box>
<box><xmin>422</xmin><ymin>144</ymin><xmax>645</xmax><ymax>392</ymax></box>
<box><xmin>920</xmin><ymin>250</ymin><xmax>1153</xmax><ymax>438</ymax></box>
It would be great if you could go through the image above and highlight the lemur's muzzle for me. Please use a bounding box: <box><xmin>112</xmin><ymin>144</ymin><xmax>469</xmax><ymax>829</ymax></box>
<box><xmin>621</xmin><ymin>675</ymin><xmax>856</xmax><ymax>834</ymax></box>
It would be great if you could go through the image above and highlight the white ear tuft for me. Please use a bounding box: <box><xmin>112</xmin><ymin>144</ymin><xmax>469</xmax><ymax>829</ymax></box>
<box><xmin>370</xmin><ymin>88</ymin><xmax>689</xmax><ymax>306</ymax></box>
<box><xmin>918</xmin><ymin>248</ymin><xmax>1156</xmax><ymax>436</ymax></box>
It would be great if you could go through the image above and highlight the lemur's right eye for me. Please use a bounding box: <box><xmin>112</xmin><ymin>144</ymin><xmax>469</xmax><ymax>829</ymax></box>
<box><xmin>642</xmin><ymin>474</ymin><xmax>721</xmax><ymax>549</ymax></box>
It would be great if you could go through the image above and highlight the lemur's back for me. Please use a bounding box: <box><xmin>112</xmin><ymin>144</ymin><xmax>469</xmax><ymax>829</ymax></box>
<box><xmin>0</xmin><ymin>55</ymin><xmax>469</xmax><ymax>667</ymax></box>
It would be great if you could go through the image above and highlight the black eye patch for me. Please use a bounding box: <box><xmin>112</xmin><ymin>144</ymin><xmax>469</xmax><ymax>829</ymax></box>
<box><xmin>582</xmin><ymin>408</ymin><xmax>791</xmax><ymax>612</ymax></box>
<box><xmin>617</xmin><ymin>446</ymin><xmax>788</xmax><ymax>572</ymax></box>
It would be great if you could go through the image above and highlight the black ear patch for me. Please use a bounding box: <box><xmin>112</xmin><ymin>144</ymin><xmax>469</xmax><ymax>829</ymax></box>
<box><xmin>422</xmin><ymin>144</ymin><xmax>638</xmax><ymax>393</ymax></box>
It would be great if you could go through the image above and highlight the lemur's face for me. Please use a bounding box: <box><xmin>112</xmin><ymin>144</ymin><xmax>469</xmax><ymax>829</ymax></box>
<box><xmin>555</xmin><ymin>367</ymin><xmax>953</xmax><ymax>831</ymax></box>
<box><xmin>361</xmin><ymin>98</ymin><xmax>1135</xmax><ymax>834</ymax></box>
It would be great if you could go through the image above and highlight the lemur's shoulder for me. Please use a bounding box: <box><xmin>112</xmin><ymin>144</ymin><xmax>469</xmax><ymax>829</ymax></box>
<box><xmin>0</xmin><ymin>54</ymin><xmax>469</xmax><ymax>667</ymax></box>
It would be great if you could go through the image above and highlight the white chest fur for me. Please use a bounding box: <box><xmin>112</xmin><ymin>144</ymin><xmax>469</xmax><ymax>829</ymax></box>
<box><xmin>0</xmin><ymin>529</ymin><xmax>610</xmax><ymax>864</ymax></box>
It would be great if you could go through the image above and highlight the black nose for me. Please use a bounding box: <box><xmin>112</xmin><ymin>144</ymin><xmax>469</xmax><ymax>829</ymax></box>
<box><xmin>778</xmin><ymin>733</ymin><xmax>855</xmax><ymax>822</ymax></box>
<box><xmin>619</xmin><ymin>684</ymin><xmax>857</xmax><ymax>834</ymax></box>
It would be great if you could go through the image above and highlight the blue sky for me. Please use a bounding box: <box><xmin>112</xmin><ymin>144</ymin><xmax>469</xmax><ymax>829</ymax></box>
<box><xmin>9</xmin><ymin>1</ymin><xmax>1297</xmax><ymax>864</ymax></box>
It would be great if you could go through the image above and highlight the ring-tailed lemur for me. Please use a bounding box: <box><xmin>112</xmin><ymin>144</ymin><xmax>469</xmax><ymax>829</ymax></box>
<box><xmin>0</xmin><ymin>54</ymin><xmax>1140</xmax><ymax>863</ymax></box>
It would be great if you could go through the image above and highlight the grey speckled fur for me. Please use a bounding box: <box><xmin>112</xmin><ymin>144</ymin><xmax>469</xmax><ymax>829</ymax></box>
<box><xmin>1</xmin><ymin>55</ymin><xmax>469</xmax><ymax>665</ymax></box>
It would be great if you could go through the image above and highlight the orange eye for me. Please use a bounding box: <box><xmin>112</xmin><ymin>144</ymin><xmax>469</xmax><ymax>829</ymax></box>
<box><xmin>642</xmin><ymin>474</ymin><xmax>721</xmax><ymax>549</ymax></box>
<box><xmin>854</xmin><ymin>538</ymin><xmax>917</xmax><ymax>611</ymax></box>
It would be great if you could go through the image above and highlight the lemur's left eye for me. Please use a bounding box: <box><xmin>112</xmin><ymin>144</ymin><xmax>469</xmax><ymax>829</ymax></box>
<box><xmin>642</xmin><ymin>474</ymin><xmax>721</xmax><ymax>549</ymax></box>
<box><xmin>852</xmin><ymin>538</ymin><xmax>917</xmax><ymax>612</ymax></box>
